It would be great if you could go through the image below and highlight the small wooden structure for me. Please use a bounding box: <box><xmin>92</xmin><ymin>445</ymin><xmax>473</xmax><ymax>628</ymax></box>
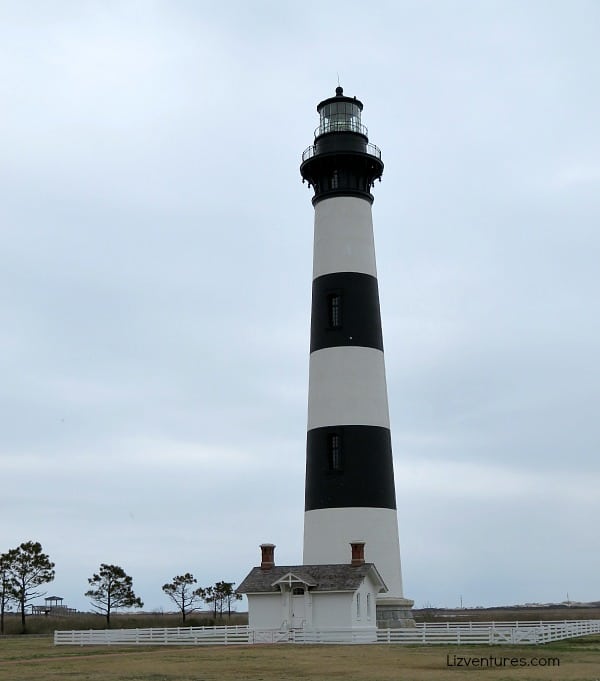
<box><xmin>31</xmin><ymin>596</ymin><xmax>76</xmax><ymax>616</ymax></box>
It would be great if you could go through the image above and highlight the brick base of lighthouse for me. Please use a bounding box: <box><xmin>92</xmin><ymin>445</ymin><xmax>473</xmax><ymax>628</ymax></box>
<box><xmin>377</xmin><ymin>597</ymin><xmax>416</xmax><ymax>628</ymax></box>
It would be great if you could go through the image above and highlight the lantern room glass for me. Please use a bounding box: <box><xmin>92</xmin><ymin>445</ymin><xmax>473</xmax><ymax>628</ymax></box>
<box><xmin>319</xmin><ymin>101</ymin><xmax>362</xmax><ymax>135</ymax></box>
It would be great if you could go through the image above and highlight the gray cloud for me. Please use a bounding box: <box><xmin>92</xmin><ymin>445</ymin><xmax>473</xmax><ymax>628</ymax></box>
<box><xmin>1</xmin><ymin>1</ymin><xmax>598</xmax><ymax>612</ymax></box>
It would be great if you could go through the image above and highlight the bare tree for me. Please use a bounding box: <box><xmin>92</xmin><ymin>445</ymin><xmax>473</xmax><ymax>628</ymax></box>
<box><xmin>162</xmin><ymin>573</ymin><xmax>204</xmax><ymax>623</ymax></box>
<box><xmin>3</xmin><ymin>541</ymin><xmax>55</xmax><ymax>633</ymax></box>
<box><xmin>85</xmin><ymin>564</ymin><xmax>143</xmax><ymax>627</ymax></box>
<box><xmin>0</xmin><ymin>552</ymin><xmax>13</xmax><ymax>635</ymax></box>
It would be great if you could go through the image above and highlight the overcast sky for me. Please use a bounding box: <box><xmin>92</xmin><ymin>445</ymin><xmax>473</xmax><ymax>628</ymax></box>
<box><xmin>1</xmin><ymin>1</ymin><xmax>599</xmax><ymax>614</ymax></box>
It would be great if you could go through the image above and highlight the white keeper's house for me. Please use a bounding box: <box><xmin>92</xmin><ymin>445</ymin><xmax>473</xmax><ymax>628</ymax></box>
<box><xmin>237</xmin><ymin>543</ymin><xmax>386</xmax><ymax>633</ymax></box>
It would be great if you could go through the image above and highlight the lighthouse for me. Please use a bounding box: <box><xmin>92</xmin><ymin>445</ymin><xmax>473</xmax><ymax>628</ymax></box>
<box><xmin>300</xmin><ymin>87</ymin><xmax>413</xmax><ymax>626</ymax></box>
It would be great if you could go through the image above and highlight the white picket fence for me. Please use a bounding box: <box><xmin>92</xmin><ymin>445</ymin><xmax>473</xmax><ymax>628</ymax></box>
<box><xmin>376</xmin><ymin>619</ymin><xmax>600</xmax><ymax>645</ymax></box>
<box><xmin>54</xmin><ymin>619</ymin><xmax>600</xmax><ymax>646</ymax></box>
<box><xmin>54</xmin><ymin>625</ymin><xmax>250</xmax><ymax>646</ymax></box>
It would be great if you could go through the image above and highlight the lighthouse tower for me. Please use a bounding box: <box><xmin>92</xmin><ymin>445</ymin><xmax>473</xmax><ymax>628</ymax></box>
<box><xmin>300</xmin><ymin>87</ymin><xmax>413</xmax><ymax>626</ymax></box>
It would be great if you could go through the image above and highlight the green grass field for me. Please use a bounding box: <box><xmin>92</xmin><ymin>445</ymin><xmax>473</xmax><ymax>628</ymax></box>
<box><xmin>1</xmin><ymin>634</ymin><xmax>600</xmax><ymax>681</ymax></box>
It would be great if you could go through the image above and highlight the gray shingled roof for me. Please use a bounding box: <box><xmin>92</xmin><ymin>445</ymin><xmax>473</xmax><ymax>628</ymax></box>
<box><xmin>237</xmin><ymin>563</ymin><xmax>387</xmax><ymax>594</ymax></box>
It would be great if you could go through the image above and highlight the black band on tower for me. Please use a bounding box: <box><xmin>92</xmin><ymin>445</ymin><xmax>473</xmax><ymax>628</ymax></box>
<box><xmin>305</xmin><ymin>425</ymin><xmax>397</xmax><ymax>511</ymax></box>
<box><xmin>310</xmin><ymin>272</ymin><xmax>384</xmax><ymax>353</ymax></box>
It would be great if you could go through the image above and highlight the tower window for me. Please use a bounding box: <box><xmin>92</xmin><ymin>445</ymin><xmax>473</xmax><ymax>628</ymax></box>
<box><xmin>328</xmin><ymin>434</ymin><xmax>342</xmax><ymax>471</ymax></box>
<box><xmin>328</xmin><ymin>293</ymin><xmax>342</xmax><ymax>328</ymax></box>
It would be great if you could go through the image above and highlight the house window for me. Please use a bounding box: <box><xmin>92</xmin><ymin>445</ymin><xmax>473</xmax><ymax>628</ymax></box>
<box><xmin>328</xmin><ymin>434</ymin><xmax>342</xmax><ymax>471</ymax></box>
<box><xmin>292</xmin><ymin>587</ymin><xmax>304</xmax><ymax>595</ymax></box>
<box><xmin>356</xmin><ymin>593</ymin><xmax>361</xmax><ymax>619</ymax></box>
<box><xmin>328</xmin><ymin>293</ymin><xmax>342</xmax><ymax>328</ymax></box>
<box><xmin>366</xmin><ymin>593</ymin><xmax>372</xmax><ymax>619</ymax></box>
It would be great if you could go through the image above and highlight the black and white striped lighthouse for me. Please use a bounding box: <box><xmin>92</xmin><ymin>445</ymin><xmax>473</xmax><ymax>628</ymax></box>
<box><xmin>300</xmin><ymin>87</ymin><xmax>413</xmax><ymax>626</ymax></box>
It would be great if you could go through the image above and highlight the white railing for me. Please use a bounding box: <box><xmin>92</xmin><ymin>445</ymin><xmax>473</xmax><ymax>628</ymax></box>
<box><xmin>54</xmin><ymin>625</ymin><xmax>250</xmax><ymax>646</ymax></box>
<box><xmin>54</xmin><ymin>620</ymin><xmax>600</xmax><ymax>646</ymax></box>
<box><xmin>377</xmin><ymin>620</ymin><xmax>600</xmax><ymax>645</ymax></box>
<box><xmin>287</xmin><ymin>628</ymin><xmax>378</xmax><ymax>644</ymax></box>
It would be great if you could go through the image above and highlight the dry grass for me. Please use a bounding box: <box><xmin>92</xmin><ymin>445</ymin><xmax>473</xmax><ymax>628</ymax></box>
<box><xmin>418</xmin><ymin>606</ymin><xmax>600</xmax><ymax>623</ymax></box>
<box><xmin>0</xmin><ymin>612</ymin><xmax>248</xmax><ymax>635</ymax></box>
<box><xmin>3</xmin><ymin>606</ymin><xmax>598</xmax><ymax>635</ymax></box>
<box><xmin>1</xmin><ymin>635</ymin><xmax>599</xmax><ymax>681</ymax></box>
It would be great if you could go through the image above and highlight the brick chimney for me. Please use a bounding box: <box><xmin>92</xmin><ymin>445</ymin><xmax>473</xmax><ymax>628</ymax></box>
<box><xmin>260</xmin><ymin>543</ymin><xmax>275</xmax><ymax>569</ymax></box>
<box><xmin>350</xmin><ymin>541</ymin><xmax>365</xmax><ymax>566</ymax></box>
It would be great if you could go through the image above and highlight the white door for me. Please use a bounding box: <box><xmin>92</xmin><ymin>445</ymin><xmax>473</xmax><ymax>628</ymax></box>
<box><xmin>291</xmin><ymin>588</ymin><xmax>305</xmax><ymax>628</ymax></box>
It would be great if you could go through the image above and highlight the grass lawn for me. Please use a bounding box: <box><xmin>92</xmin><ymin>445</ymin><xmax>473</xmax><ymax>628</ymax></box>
<box><xmin>1</xmin><ymin>635</ymin><xmax>600</xmax><ymax>681</ymax></box>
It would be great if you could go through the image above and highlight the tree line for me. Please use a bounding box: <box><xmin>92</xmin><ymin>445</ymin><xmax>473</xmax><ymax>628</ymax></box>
<box><xmin>1</xmin><ymin>541</ymin><xmax>241</xmax><ymax>633</ymax></box>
